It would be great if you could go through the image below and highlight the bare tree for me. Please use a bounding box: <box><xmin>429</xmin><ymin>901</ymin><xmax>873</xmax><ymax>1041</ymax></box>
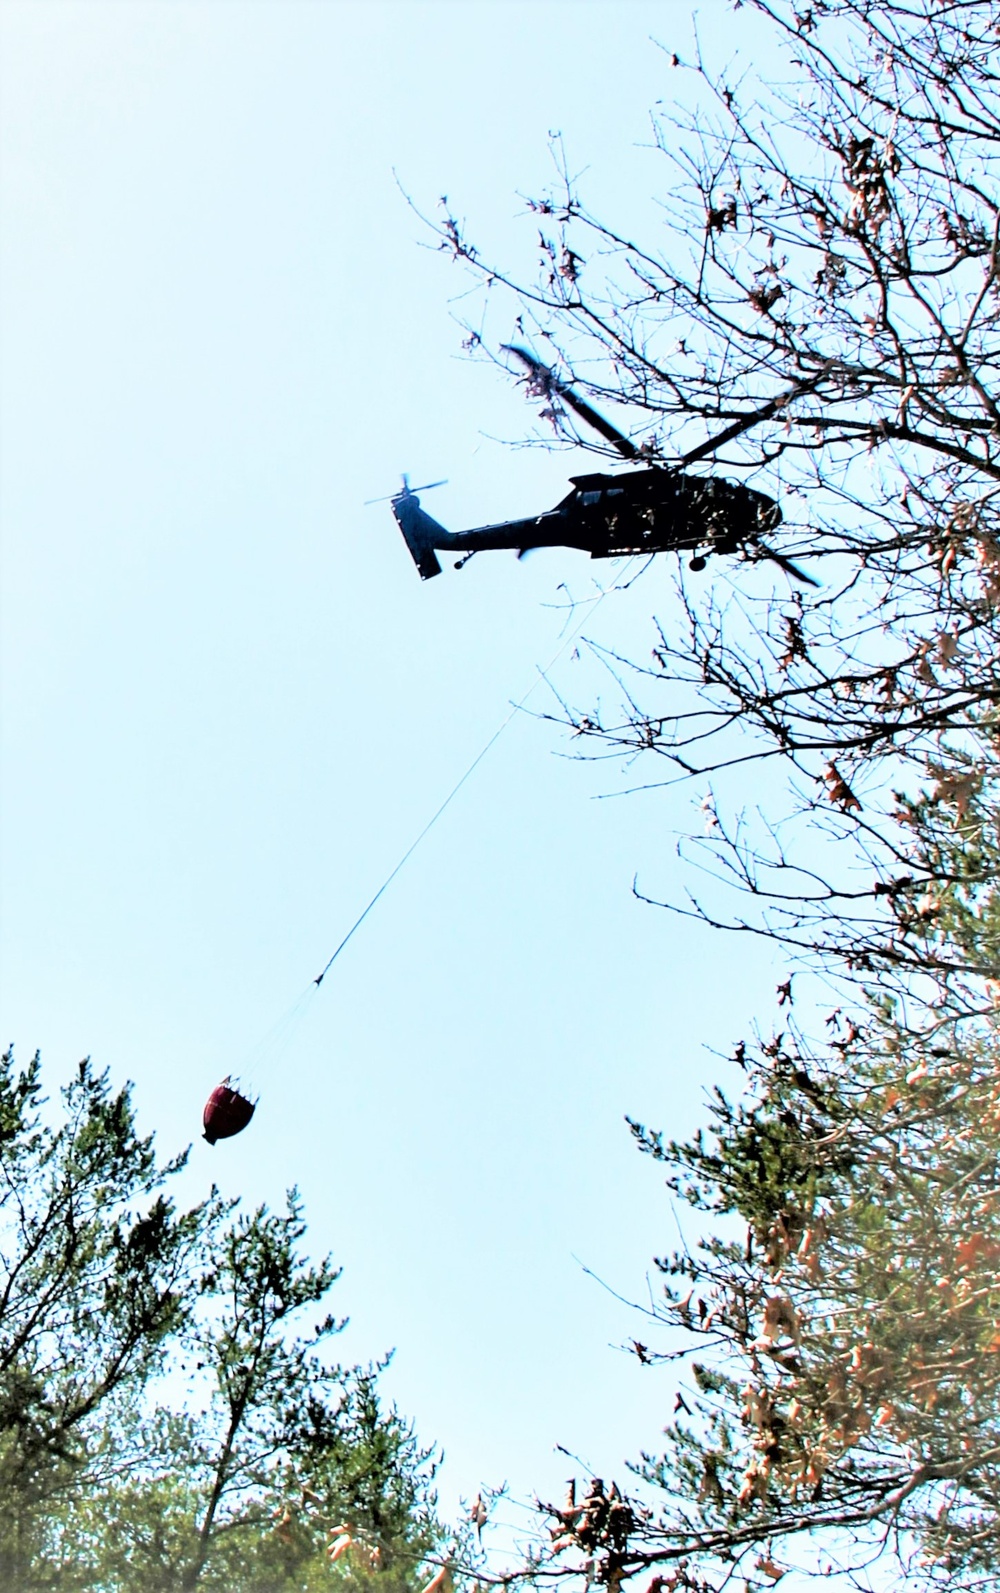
<box><xmin>426</xmin><ymin>3</ymin><xmax>1000</xmax><ymax>1587</ymax></box>
<box><xmin>429</xmin><ymin>0</ymin><xmax>1000</xmax><ymax>985</ymax></box>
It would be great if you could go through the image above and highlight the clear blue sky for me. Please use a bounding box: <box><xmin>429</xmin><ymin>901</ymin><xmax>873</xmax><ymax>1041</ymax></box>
<box><xmin>1</xmin><ymin>0</ymin><xmax>789</xmax><ymax>1554</ymax></box>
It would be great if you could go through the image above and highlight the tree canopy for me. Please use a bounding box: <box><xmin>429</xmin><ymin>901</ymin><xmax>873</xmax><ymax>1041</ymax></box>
<box><xmin>0</xmin><ymin>1049</ymin><xmax>449</xmax><ymax>1591</ymax></box>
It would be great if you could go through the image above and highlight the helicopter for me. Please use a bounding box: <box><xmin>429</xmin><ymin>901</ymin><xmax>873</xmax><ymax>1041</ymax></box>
<box><xmin>391</xmin><ymin>347</ymin><xmax>817</xmax><ymax>586</ymax></box>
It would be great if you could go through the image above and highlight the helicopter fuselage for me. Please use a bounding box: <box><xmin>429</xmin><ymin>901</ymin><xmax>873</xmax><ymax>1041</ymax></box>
<box><xmin>392</xmin><ymin>468</ymin><xmax>781</xmax><ymax>580</ymax></box>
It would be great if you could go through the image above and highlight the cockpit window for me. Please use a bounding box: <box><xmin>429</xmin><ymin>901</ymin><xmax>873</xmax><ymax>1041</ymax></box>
<box><xmin>580</xmin><ymin>490</ymin><xmax>602</xmax><ymax>506</ymax></box>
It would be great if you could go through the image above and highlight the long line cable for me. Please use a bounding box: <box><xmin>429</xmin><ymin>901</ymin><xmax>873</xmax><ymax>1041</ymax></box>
<box><xmin>218</xmin><ymin>570</ymin><xmax>635</xmax><ymax>1099</ymax></box>
<box><xmin>312</xmin><ymin>572</ymin><xmax>630</xmax><ymax>988</ymax></box>
<box><xmin>312</xmin><ymin>702</ymin><xmax>521</xmax><ymax>985</ymax></box>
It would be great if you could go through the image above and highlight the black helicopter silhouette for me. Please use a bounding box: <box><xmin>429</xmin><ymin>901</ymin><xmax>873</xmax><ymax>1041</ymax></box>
<box><xmin>391</xmin><ymin>347</ymin><xmax>816</xmax><ymax>586</ymax></box>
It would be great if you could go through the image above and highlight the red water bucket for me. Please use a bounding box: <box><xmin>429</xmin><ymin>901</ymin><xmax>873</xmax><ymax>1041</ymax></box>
<box><xmin>202</xmin><ymin>1079</ymin><xmax>256</xmax><ymax>1145</ymax></box>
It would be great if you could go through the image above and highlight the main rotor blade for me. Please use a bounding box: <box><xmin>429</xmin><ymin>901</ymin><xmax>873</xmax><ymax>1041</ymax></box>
<box><xmin>504</xmin><ymin>345</ymin><xmax>640</xmax><ymax>461</ymax></box>
<box><xmin>756</xmin><ymin>542</ymin><xmax>820</xmax><ymax>587</ymax></box>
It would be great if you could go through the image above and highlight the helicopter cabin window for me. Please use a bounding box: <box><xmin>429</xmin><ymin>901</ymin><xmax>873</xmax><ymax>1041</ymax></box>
<box><xmin>580</xmin><ymin>490</ymin><xmax>602</xmax><ymax>506</ymax></box>
<box><xmin>607</xmin><ymin>488</ymin><xmax>624</xmax><ymax>497</ymax></box>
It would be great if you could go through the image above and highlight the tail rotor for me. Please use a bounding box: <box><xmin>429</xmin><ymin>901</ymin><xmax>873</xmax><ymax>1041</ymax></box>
<box><xmin>365</xmin><ymin>475</ymin><xmax>448</xmax><ymax>507</ymax></box>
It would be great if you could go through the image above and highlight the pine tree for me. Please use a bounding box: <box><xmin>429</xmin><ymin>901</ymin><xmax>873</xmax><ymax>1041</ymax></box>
<box><xmin>0</xmin><ymin>1049</ymin><xmax>448</xmax><ymax>1591</ymax></box>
